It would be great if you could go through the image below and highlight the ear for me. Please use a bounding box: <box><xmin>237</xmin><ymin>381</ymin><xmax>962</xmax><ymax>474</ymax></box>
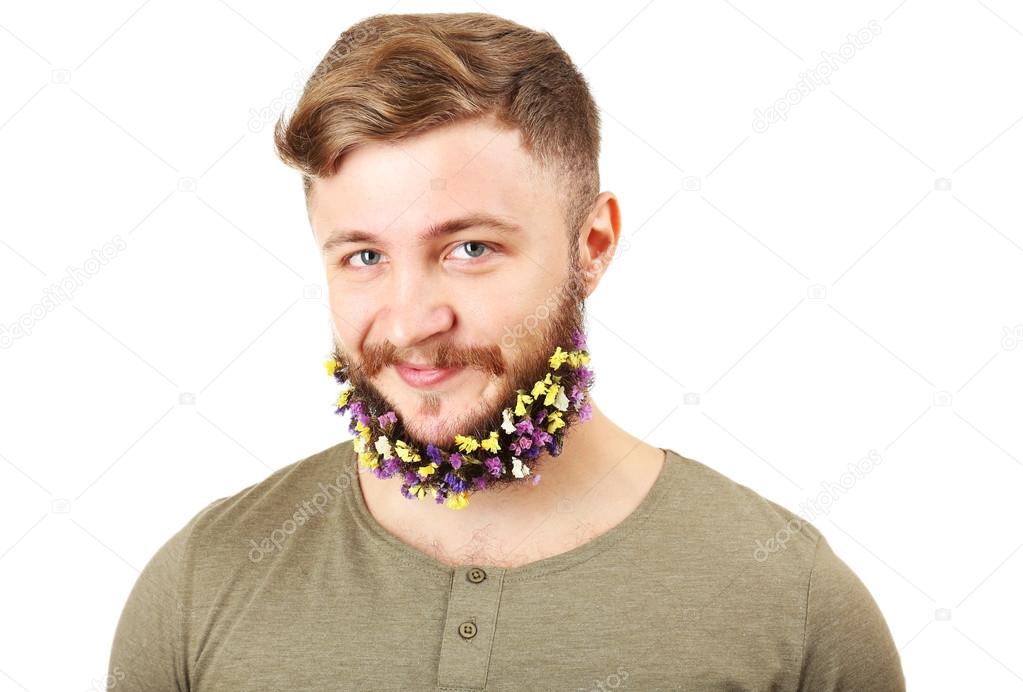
<box><xmin>577</xmin><ymin>191</ymin><xmax>621</xmax><ymax>299</ymax></box>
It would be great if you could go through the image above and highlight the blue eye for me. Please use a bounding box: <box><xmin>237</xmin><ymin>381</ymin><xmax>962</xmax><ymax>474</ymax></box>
<box><xmin>340</xmin><ymin>241</ymin><xmax>493</xmax><ymax>270</ymax></box>
<box><xmin>451</xmin><ymin>241</ymin><xmax>490</xmax><ymax>259</ymax></box>
<box><xmin>345</xmin><ymin>250</ymin><xmax>382</xmax><ymax>267</ymax></box>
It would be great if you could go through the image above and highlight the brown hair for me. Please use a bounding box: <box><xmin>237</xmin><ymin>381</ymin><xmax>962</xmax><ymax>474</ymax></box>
<box><xmin>273</xmin><ymin>12</ymin><xmax>601</xmax><ymax>240</ymax></box>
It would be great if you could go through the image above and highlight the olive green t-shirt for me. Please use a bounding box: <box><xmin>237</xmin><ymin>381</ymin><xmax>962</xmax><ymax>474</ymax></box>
<box><xmin>106</xmin><ymin>440</ymin><xmax>905</xmax><ymax>691</ymax></box>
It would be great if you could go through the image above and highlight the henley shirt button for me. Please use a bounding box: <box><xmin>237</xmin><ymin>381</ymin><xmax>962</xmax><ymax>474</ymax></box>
<box><xmin>458</xmin><ymin>621</ymin><xmax>478</xmax><ymax>639</ymax></box>
<box><xmin>467</xmin><ymin>567</ymin><xmax>487</xmax><ymax>583</ymax></box>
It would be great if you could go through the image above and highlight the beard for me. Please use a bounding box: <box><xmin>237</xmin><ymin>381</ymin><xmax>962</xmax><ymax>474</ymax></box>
<box><xmin>327</xmin><ymin>266</ymin><xmax>595</xmax><ymax>508</ymax></box>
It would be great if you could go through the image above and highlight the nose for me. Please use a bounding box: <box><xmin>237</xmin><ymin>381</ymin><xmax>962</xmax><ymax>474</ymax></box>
<box><xmin>380</xmin><ymin>267</ymin><xmax>455</xmax><ymax>353</ymax></box>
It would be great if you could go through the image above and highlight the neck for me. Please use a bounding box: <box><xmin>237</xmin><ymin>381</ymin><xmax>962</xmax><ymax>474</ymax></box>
<box><xmin>356</xmin><ymin>396</ymin><xmax>666</xmax><ymax>565</ymax></box>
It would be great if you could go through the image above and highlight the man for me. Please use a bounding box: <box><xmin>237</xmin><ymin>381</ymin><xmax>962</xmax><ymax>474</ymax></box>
<box><xmin>107</xmin><ymin>11</ymin><xmax>906</xmax><ymax>691</ymax></box>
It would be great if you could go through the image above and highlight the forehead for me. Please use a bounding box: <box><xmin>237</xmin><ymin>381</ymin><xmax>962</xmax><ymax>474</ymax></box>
<box><xmin>309</xmin><ymin>116</ymin><xmax>555</xmax><ymax>244</ymax></box>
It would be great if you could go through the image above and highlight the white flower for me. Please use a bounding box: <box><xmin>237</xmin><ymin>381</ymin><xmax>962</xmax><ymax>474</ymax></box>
<box><xmin>353</xmin><ymin>436</ymin><xmax>367</xmax><ymax>454</ymax></box>
<box><xmin>511</xmin><ymin>456</ymin><xmax>531</xmax><ymax>478</ymax></box>
<box><xmin>374</xmin><ymin>435</ymin><xmax>394</xmax><ymax>459</ymax></box>
<box><xmin>553</xmin><ymin>387</ymin><xmax>570</xmax><ymax>412</ymax></box>
<box><xmin>501</xmin><ymin>407</ymin><xmax>516</xmax><ymax>434</ymax></box>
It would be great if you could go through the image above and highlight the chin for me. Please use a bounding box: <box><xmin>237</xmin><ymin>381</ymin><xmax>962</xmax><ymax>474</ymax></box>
<box><xmin>402</xmin><ymin>423</ymin><xmax>453</xmax><ymax>448</ymax></box>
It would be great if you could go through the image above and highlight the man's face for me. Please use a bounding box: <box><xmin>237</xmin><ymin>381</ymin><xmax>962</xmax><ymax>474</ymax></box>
<box><xmin>310</xmin><ymin>115</ymin><xmax>588</xmax><ymax>454</ymax></box>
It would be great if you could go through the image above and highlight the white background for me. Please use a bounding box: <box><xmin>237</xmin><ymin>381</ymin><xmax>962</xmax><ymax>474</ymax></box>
<box><xmin>2</xmin><ymin>1</ymin><xmax>1022</xmax><ymax>690</ymax></box>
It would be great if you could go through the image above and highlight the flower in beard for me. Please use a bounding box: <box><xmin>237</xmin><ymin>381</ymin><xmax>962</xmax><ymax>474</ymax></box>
<box><xmin>326</xmin><ymin>339</ymin><xmax>594</xmax><ymax>510</ymax></box>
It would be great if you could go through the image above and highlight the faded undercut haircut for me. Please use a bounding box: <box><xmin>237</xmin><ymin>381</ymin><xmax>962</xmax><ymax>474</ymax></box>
<box><xmin>273</xmin><ymin>12</ymin><xmax>601</xmax><ymax>243</ymax></box>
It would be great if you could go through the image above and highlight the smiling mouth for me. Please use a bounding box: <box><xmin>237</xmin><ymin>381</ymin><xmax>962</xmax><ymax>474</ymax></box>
<box><xmin>394</xmin><ymin>363</ymin><xmax>465</xmax><ymax>389</ymax></box>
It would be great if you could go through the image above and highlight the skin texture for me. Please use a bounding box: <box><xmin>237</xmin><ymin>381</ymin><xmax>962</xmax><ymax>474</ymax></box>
<box><xmin>308</xmin><ymin>113</ymin><xmax>666</xmax><ymax>567</ymax></box>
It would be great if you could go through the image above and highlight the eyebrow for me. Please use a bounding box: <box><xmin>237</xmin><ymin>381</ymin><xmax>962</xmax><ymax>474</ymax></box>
<box><xmin>320</xmin><ymin>213</ymin><xmax>523</xmax><ymax>255</ymax></box>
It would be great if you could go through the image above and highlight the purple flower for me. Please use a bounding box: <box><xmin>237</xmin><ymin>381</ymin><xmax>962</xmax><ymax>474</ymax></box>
<box><xmin>579</xmin><ymin>403</ymin><xmax>592</xmax><ymax>421</ymax></box>
<box><xmin>449</xmin><ymin>452</ymin><xmax>463</xmax><ymax>470</ymax></box>
<box><xmin>444</xmin><ymin>472</ymin><xmax>468</xmax><ymax>493</ymax></box>
<box><xmin>485</xmin><ymin>456</ymin><xmax>503</xmax><ymax>477</ymax></box>
<box><xmin>532</xmin><ymin>430</ymin><xmax>552</xmax><ymax>448</ymax></box>
<box><xmin>576</xmin><ymin>366</ymin><xmax>593</xmax><ymax>388</ymax></box>
<box><xmin>373</xmin><ymin>457</ymin><xmax>401</xmax><ymax>479</ymax></box>
<box><xmin>571</xmin><ymin>327</ymin><xmax>587</xmax><ymax>350</ymax></box>
<box><xmin>425</xmin><ymin>443</ymin><xmax>443</xmax><ymax>463</ymax></box>
<box><xmin>569</xmin><ymin>384</ymin><xmax>584</xmax><ymax>407</ymax></box>
<box><xmin>377</xmin><ymin>411</ymin><xmax>397</xmax><ymax>428</ymax></box>
<box><xmin>515</xmin><ymin>419</ymin><xmax>534</xmax><ymax>436</ymax></box>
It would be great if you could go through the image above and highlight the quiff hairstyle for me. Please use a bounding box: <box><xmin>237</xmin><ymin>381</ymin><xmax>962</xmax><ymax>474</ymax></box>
<box><xmin>273</xmin><ymin>12</ymin><xmax>601</xmax><ymax>241</ymax></box>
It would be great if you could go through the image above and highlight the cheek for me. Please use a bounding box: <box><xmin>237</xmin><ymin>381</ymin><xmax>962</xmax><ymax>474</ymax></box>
<box><xmin>490</xmin><ymin>283</ymin><xmax>558</xmax><ymax>328</ymax></box>
<box><xmin>328</xmin><ymin>294</ymin><xmax>373</xmax><ymax>347</ymax></box>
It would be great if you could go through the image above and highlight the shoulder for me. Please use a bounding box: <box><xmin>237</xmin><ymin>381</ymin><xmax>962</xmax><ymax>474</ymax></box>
<box><xmin>107</xmin><ymin>440</ymin><xmax>357</xmax><ymax>689</ymax></box>
<box><xmin>796</xmin><ymin>534</ymin><xmax>906</xmax><ymax>689</ymax></box>
<box><xmin>164</xmin><ymin>438</ymin><xmax>359</xmax><ymax>609</ymax></box>
<box><xmin>184</xmin><ymin>440</ymin><xmax>354</xmax><ymax>544</ymax></box>
<box><xmin>660</xmin><ymin>450</ymin><xmax>904</xmax><ymax>688</ymax></box>
<box><xmin>132</xmin><ymin>439</ymin><xmax>356</xmax><ymax>576</ymax></box>
<box><xmin>661</xmin><ymin>449</ymin><xmax>823</xmax><ymax>566</ymax></box>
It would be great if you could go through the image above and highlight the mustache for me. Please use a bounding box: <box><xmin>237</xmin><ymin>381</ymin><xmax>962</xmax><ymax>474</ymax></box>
<box><xmin>336</xmin><ymin>340</ymin><xmax>507</xmax><ymax>380</ymax></box>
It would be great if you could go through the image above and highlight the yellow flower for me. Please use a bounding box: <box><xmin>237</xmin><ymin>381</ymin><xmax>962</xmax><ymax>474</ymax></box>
<box><xmin>325</xmin><ymin>358</ymin><xmax>338</xmax><ymax>376</ymax></box>
<box><xmin>455</xmin><ymin>435</ymin><xmax>480</xmax><ymax>453</ymax></box>
<box><xmin>353</xmin><ymin>420</ymin><xmax>372</xmax><ymax>445</ymax></box>
<box><xmin>567</xmin><ymin>351</ymin><xmax>590</xmax><ymax>368</ymax></box>
<box><xmin>514</xmin><ymin>392</ymin><xmax>534</xmax><ymax>417</ymax></box>
<box><xmin>480</xmin><ymin>431</ymin><xmax>501</xmax><ymax>453</ymax></box>
<box><xmin>549</xmin><ymin>346</ymin><xmax>569</xmax><ymax>371</ymax></box>
<box><xmin>546</xmin><ymin>411</ymin><xmax>565</xmax><ymax>433</ymax></box>
<box><xmin>408</xmin><ymin>482</ymin><xmax>428</xmax><ymax>499</ymax></box>
<box><xmin>395</xmin><ymin>440</ymin><xmax>421</xmax><ymax>463</ymax></box>
<box><xmin>358</xmin><ymin>450</ymin><xmax>379</xmax><ymax>469</ymax></box>
<box><xmin>543</xmin><ymin>383</ymin><xmax>560</xmax><ymax>406</ymax></box>
<box><xmin>446</xmin><ymin>491</ymin><xmax>470</xmax><ymax>510</ymax></box>
<box><xmin>336</xmin><ymin>387</ymin><xmax>352</xmax><ymax>408</ymax></box>
<box><xmin>417</xmin><ymin>463</ymin><xmax>438</xmax><ymax>477</ymax></box>
<box><xmin>531</xmin><ymin>372</ymin><xmax>552</xmax><ymax>398</ymax></box>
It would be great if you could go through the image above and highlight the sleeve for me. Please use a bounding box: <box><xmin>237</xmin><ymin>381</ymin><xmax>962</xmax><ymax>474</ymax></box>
<box><xmin>796</xmin><ymin>534</ymin><xmax>906</xmax><ymax>691</ymax></box>
<box><xmin>106</xmin><ymin>506</ymin><xmax>212</xmax><ymax>692</ymax></box>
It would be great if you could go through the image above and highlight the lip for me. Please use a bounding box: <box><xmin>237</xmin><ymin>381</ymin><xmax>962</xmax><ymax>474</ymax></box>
<box><xmin>395</xmin><ymin>363</ymin><xmax>464</xmax><ymax>388</ymax></box>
